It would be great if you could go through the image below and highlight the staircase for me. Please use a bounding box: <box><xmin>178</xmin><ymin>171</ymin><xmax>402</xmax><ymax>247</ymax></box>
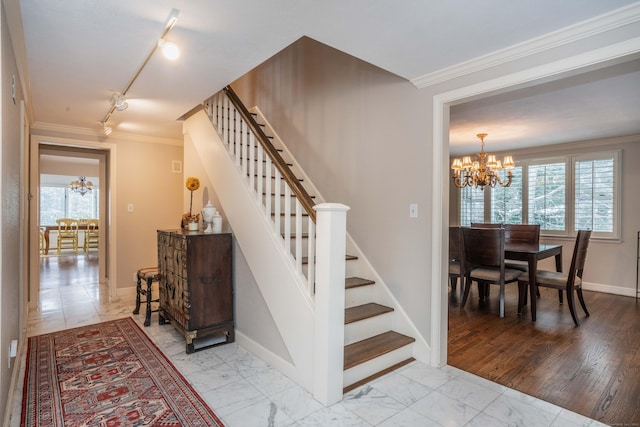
<box><xmin>189</xmin><ymin>86</ymin><xmax>421</xmax><ymax>399</ymax></box>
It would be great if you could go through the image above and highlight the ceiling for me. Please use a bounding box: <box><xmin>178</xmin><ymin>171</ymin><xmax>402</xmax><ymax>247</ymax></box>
<box><xmin>9</xmin><ymin>0</ymin><xmax>640</xmax><ymax>151</ymax></box>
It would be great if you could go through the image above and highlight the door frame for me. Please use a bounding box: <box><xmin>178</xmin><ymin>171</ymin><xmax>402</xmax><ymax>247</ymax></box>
<box><xmin>430</xmin><ymin>37</ymin><xmax>640</xmax><ymax>366</ymax></box>
<box><xmin>28</xmin><ymin>135</ymin><xmax>117</xmax><ymax>309</ymax></box>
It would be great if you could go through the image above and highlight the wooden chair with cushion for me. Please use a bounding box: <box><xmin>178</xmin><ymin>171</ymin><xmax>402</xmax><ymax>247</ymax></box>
<box><xmin>56</xmin><ymin>218</ymin><xmax>79</xmax><ymax>254</ymax></box>
<box><xmin>518</xmin><ymin>230</ymin><xmax>592</xmax><ymax>326</ymax></box>
<box><xmin>504</xmin><ymin>224</ymin><xmax>540</xmax><ymax>245</ymax></box>
<box><xmin>503</xmin><ymin>224</ymin><xmax>541</xmax><ymax>273</ymax></box>
<box><xmin>461</xmin><ymin>227</ymin><xmax>523</xmax><ymax>317</ymax></box>
<box><xmin>39</xmin><ymin>227</ymin><xmax>46</xmax><ymax>255</ymax></box>
<box><xmin>470</xmin><ymin>222</ymin><xmax>502</xmax><ymax>228</ymax></box>
<box><xmin>83</xmin><ymin>219</ymin><xmax>99</xmax><ymax>252</ymax></box>
<box><xmin>448</xmin><ymin>226</ymin><xmax>465</xmax><ymax>298</ymax></box>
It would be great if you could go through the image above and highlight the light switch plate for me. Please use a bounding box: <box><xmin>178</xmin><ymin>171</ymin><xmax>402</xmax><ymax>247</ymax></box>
<box><xmin>409</xmin><ymin>203</ymin><xmax>418</xmax><ymax>218</ymax></box>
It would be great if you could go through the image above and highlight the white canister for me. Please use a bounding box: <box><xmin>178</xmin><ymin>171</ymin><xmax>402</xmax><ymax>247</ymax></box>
<box><xmin>212</xmin><ymin>212</ymin><xmax>222</xmax><ymax>233</ymax></box>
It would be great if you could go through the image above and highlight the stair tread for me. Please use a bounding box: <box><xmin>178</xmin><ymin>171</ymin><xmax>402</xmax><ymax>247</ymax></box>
<box><xmin>344</xmin><ymin>331</ymin><xmax>415</xmax><ymax>370</ymax></box>
<box><xmin>345</xmin><ymin>303</ymin><xmax>393</xmax><ymax>324</ymax></box>
<box><xmin>343</xmin><ymin>358</ymin><xmax>415</xmax><ymax>394</ymax></box>
<box><xmin>345</xmin><ymin>277</ymin><xmax>375</xmax><ymax>289</ymax></box>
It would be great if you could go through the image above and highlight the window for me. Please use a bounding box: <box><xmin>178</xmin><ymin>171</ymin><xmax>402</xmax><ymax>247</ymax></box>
<box><xmin>527</xmin><ymin>160</ymin><xmax>566</xmax><ymax>232</ymax></box>
<box><xmin>456</xmin><ymin>149</ymin><xmax>620</xmax><ymax>239</ymax></box>
<box><xmin>491</xmin><ymin>166</ymin><xmax>523</xmax><ymax>224</ymax></box>
<box><xmin>40</xmin><ymin>186</ymin><xmax>99</xmax><ymax>225</ymax></box>
<box><xmin>574</xmin><ymin>152</ymin><xmax>618</xmax><ymax>237</ymax></box>
<box><xmin>460</xmin><ymin>186</ymin><xmax>484</xmax><ymax>226</ymax></box>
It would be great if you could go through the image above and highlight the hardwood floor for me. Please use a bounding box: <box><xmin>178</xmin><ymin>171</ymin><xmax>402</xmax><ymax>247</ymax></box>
<box><xmin>448</xmin><ymin>282</ymin><xmax>640</xmax><ymax>425</ymax></box>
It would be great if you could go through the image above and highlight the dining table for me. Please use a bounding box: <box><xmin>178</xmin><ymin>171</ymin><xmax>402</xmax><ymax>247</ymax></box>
<box><xmin>505</xmin><ymin>242</ymin><xmax>563</xmax><ymax>315</ymax></box>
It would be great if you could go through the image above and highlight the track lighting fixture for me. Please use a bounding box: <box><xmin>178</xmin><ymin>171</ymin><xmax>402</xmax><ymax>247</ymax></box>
<box><xmin>98</xmin><ymin>8</ymin><xmax>180</xmax><ymax>135</ymax></box>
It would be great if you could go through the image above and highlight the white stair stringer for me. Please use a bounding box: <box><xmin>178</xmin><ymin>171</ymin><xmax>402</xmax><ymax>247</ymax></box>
<box><xmin>184</xmin><ymin>110</ymin><xmax>316</xmax><ymax>391</ymax></box>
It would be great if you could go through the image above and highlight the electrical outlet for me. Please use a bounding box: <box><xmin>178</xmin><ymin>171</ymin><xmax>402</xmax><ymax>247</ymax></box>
<box><xmin>127</xmin><ymin>203</ymin><xmax>134</xmax><ymax>213</ymax></box>
<box><xmin>409</xmin><ymin>203</ymin><xmax>418</xmax><ymax>218</ymax></box>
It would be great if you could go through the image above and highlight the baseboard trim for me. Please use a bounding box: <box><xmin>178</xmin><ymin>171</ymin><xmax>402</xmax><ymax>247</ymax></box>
<box><xmin>582</xmin><ymin>281</ymin><xmax>636</xmax><ymax>298</ymax></box>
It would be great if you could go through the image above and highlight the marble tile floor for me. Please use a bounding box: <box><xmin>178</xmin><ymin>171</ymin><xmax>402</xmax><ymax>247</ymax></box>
<box><xmin>9</xmin><ymin>281</ymin><xmax>609</xmax><ymax>427</ymax></box>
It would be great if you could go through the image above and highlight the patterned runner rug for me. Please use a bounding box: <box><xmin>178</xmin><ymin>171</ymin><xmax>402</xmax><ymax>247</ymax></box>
<box><xmin>21</xmin><ymin>317</ymin><xmax>224</xmax><ymax>426</ymax></box>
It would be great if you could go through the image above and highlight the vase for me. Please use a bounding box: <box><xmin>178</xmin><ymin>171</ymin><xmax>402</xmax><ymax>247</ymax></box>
<box><xmin>201</xmin><ymin>201</ymin><xmax>216</xmax><ymax>233</ymax></box>
<box><xmin>188</xmin><ymin>221</ymin><xmax>199</xmax><ymax>231</ymax></box>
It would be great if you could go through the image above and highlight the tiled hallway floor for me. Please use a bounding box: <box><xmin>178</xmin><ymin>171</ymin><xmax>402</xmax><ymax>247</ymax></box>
<box><xmin>9</xmin><ymin>255</ymin><xmax>607</xmax><ymax>426</ymax></box>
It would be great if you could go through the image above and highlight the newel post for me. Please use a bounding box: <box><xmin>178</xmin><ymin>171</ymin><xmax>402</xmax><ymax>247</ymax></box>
<box><xmin>312</xmin><ymin>203</ymin><xmax>350</xmax><ymax>406</ymax></box>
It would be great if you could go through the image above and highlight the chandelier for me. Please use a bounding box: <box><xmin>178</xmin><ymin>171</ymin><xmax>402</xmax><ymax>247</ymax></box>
<box><xmin>451</xmin><ymin>133</ymin><xmax>515</xmax><ymax>190</ymax></box>
<box><xmin>69</xmin><ymin>177</ymin><xmax>93</xmax><ymax>196</ymax></box>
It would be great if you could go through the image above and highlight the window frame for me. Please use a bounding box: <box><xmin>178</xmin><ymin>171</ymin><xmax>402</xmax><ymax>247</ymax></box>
<box><xmin>40</xmin><ymin>185</ymin><xmax>100</xmax><ymax>225</ymax></box>
<box><xmin>455</xmin><ymin>149</ymin><xmax>621</xmax><ymax>241</ymax></box>
<box><xmin>571</xmin><ymin>150</ymin><xmax>620</xmax><ymax>240</ymax></box>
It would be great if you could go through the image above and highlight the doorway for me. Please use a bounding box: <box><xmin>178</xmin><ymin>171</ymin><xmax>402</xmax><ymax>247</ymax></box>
<box><xmin>430</xmin><ymin>41</ymin><xmax>640</xmax><ymax>365</ymax></box>
<box><xmin>28</xmin><ymin>136</ymin><xmax>117</xmax><ymax>312</ymax></box>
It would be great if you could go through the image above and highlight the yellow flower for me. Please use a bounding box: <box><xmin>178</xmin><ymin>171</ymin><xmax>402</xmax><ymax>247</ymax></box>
<box><xmin>185</xmin><ymin>177</ymin><xmax>200</xmax><ymax>191</ymax></box>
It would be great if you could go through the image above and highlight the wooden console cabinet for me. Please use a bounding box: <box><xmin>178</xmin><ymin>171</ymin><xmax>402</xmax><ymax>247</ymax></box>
<box><xmin>157</xmin><ymin>229</ymin><xmax>234</xmax><ymax>353</ymax></box>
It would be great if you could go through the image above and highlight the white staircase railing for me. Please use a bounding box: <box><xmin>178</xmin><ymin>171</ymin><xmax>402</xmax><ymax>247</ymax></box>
<box><xmin>197</xmin><ymin>88</ymin><xmax>350</xmax><ymax>404</ymax></box>
<box><xmin>204</xmin><ymin>88</ymin><xmax>317</xmax><ymax>297</ymax></box>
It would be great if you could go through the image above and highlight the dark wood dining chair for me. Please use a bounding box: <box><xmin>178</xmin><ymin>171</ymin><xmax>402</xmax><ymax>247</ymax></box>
<box><xmin>517</xmin><ymin>230</ymin><xmax>592</xmax><ymax>326</ymax></box>
<box><xmin>470</xmin><ymin>223</ymin><xmax>502</xmax><ymax>228</ymax></box>
<box><xmin>461</xmin><ymin>227</ymin><xmax>523</xmax><ymax>317</ymax></box>
<box><xmin>448</xmin><ymin>226</ymin><xmax>465</xmax><ymax>298</ymax></box>
<box><xmin>504</xmin><ymin>224</ymin><xmax>540</xmax><ymax>245</ymax></box>
<box><xmin>503</xmin><ymin>224</ymin><xmax>541</xmax><ymax>273</ymax></box>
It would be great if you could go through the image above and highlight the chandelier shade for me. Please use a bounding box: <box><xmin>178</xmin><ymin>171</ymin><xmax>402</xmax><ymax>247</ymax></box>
<box><xmin>69</xmin><ymin>177</ymin><xmax>94</xmax><ymax>196</ymax></box>
<box><xmin>451</xmin><ymin>133</ymin><xmax>515</xmax><ymax>190</ymax></box>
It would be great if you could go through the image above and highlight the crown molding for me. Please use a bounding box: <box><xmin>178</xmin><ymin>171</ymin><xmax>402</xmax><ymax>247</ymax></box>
<box><xmin>412</xmin><ymin>2</ymin><xmax>640</xmax><ymax>89</ymax></box>
<box><xmin>31</xmin><ymin>122</ymin><xmax>183</xmax><ymax>146</ymax></box>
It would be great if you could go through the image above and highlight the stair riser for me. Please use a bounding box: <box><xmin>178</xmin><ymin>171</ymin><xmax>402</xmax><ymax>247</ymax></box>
<box><xmin>343</xmin><ymin>344</ymin><xmax>414</xmax><ymax>388</ymax></box>
<box><xmin>344</xmin><ymin>313</ymin><xmax>394</xmax><ymax>345</ymax></box>
<box><xmin>345</xmin><ymin>285</ymin><xmax>374</xmax><ymax>308</ymax></box>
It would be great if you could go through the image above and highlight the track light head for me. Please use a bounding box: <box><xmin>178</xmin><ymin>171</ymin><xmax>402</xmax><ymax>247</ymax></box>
<box><xmin>100</xmin><ymin>121</ymin><xmax>112</xmax><ymax>136</ymax></box>
<box><xmin>112</xmin><ymin>93</ymin><xmax>128</xmax><ymax>111</ymax></box>
<box><xmin>158</xmin><ymin>40</ymin><xmax>180</xmax><ymax>60</ymax></box>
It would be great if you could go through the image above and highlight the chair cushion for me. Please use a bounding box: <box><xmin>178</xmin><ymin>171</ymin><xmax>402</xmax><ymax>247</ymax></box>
<box><xmin>518</xmin><ymin>270</ymin><xmax>582</xmax><ymax>289</ymax></box>
<box><xmin>470</xmin><ymin>266</ymin><xmax>522</xmax><ymax>282</ymax></box>
<box><xmin>137</xmin><ymin>267</ymin><xmax>160</xmax><ymax>281</ymax></box>
<box><xmin>449</xmin><ymin>261</ymin><xmax>461</xmax><ymax>275</ymax></box>
<box><xmin>505</xmin><ymin>261</ymin><xmax>528</xmax><ymax>272</ymax></box>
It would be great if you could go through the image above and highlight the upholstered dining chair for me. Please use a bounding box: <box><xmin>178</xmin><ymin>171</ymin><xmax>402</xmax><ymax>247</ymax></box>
<box><xmin>448</xmin><ymin>226</ymin><xmax>465</xmax><ymax>298</ymax></box>
<box><xmin>461</xmin><ymin>227</ymin><xmax>523</xmax><ymax>317</ymax></box>
<box><xmin>504</xmin><ymin>224</ymin><xmax>540</xmax><ymax>245</ymax></box>
<box><xmin>56</xmin><ymin>218</ymin><xmax>79</xmax><ymax>254</ymax></box>
<box><xmin>470</xmin><ymin>223</ymin><xmax>502</xmax><ymax>228</ymax></box>
<box><xmin>518</xmin><ymin>230</ymin><xmax>592</xmax><ymax>326</ymax></box>
<box><xmin>83</xmin><ymin>219</ymin><xmax>99</xmax><ymax>252</ymax></box>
